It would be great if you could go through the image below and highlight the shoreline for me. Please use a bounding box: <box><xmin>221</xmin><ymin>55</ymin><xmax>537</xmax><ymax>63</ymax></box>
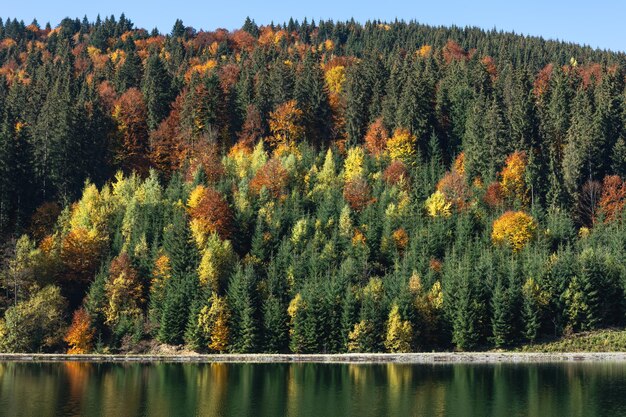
<box><xmin>2</xmin><ymin>352</ymin><xmax>626</xmax><ymax>364</ymax></box>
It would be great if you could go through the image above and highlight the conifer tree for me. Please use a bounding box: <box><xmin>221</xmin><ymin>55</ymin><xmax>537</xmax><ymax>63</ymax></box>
<box><xmin>227</xmin><ymin>264</ymin><xmax>258</xmax><ymax>353</ymax></box>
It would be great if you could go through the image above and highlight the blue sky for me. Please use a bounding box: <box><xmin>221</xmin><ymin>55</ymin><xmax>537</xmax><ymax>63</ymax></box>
<box><xmin>3</xmin><ymin>0</ymin><xmax>625</xmax><ymax>52</ymax></box>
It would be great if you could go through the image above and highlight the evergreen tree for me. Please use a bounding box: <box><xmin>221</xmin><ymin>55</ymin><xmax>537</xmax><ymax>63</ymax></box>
<box><xmin>228</xmin><ymin>264</ymin><xmax>258</xmax><ymax>353</ymax></box>
<box><xmin>142</xmin><ymin>53</ymin><xmax>172</xmax><ymax>130</ymax></box>
<box><xmin>158</xmin><ymin>208</ymin><xmax>199</xmax><ymax>345</ymax></box>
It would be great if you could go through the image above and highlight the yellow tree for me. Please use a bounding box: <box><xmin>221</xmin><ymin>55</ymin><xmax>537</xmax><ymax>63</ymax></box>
<box><xmin>198</xmin><ymin>234</ymin><xmax>236</xmax><ymax>293</ymax></box>
<box><xmin>387</xmin><ymin>128</ymin><xmax>417</xmax><ymax>164</ymax></box>
<box><xmin>492</xmin><ymin>211</ymin><xmax>537</xmax><ymax>252</ymax></box>
<box><xmin>199</xmin><ymin>293</ymin><xmax>231</xmax><ymax>352</ymax></box>
<box><xmin>499</xmin><ymin>151</ymin><xmax>529</xmax><ymax>207</ymax></box>
<box><xmin>104</xmin><ymin>253</ymin><xmax>144</xmax><ymax>326</ymax></box>
<box><xmin>324</xmin><ymin>65</ymin><xmax>346</xmax><ymax>94</ymax></box>
<box><xmin>343</xmin><ymin>146</ymin><xmax>365</xmax><ymax>181</ymax></box>
<box><xmin>425</xmin><ymin>191</ymin><xmax>452</xmax><ymax>218</ymax></box>
<box><xmin>384</xmin><ymin>304</ymin><xmax>413</xmax><ymax>353</ymax></box>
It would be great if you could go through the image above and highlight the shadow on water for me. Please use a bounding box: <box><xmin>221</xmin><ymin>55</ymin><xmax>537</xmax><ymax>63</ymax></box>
<box><xmin>1</xmin><ymin>361</ymin><xmax>626</xmax><ymax>416</ymax></box>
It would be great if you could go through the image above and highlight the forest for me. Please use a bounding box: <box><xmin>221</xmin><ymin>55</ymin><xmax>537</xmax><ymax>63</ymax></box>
<box><xmin>0</xmin><ymin>14</ymin><xmax>625</xmax><ymax>354</ymax></box>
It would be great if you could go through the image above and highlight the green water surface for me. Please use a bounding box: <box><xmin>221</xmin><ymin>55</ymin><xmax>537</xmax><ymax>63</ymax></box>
<box><xmin>1</xmin><ymin>361</ymin><xmax>625</xmax><ymax>416</ymax></box>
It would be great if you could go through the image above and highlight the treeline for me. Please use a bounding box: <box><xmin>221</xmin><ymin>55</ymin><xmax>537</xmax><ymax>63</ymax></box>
<box><xmin>0</xmin><ymin>15</ymin><xmax>625</xmax><ymax>353</ymax></box>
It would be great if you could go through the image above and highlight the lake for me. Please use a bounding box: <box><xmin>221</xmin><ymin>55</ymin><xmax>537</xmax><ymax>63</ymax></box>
<box><xmin>1</xmin><ymin>361</ymin><xmax>625</xmax><ymax>416</ymax></box>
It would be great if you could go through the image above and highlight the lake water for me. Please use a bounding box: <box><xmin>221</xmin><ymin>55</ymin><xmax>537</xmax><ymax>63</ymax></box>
<box><xmin>1</xmin><ymin>361</ymin><xmax>625</xmax><ymax>416</ymax></box>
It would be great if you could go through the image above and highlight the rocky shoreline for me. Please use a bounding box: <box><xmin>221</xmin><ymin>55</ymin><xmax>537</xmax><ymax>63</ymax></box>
<box><xmin>2</xmin><ymin>352</ymin><xmax>626</xmax><ymax>364</ymax></box>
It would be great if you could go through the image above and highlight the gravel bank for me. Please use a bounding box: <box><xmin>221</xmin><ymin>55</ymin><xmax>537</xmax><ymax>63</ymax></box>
<box><xmin>2</xmin><ymin>352</ymin><xmax>626</xmax><ymax>364</ymax></box>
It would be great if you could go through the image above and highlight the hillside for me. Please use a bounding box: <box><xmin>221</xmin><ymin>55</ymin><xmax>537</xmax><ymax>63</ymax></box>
<box><xmin>0</xmin><ymin>15</ymin><xmax>625</xmax><ymax>354</ymax></box>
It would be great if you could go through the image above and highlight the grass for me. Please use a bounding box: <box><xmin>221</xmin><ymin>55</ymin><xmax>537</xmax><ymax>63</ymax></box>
<box><xmin>517</xmin><ymin>329</ymin><xmax>626</xmax><ymax>353</ymax></box>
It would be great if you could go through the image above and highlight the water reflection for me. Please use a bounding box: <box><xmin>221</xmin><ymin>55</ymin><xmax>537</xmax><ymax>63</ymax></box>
<box><xmin>0</xmin><ymin>361</ymin><xmax>625</xmax><ymax>416</ymax></box>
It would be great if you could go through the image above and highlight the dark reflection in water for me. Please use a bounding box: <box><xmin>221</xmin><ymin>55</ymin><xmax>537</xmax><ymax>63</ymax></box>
<box><xmin>1</xmin><ymin>361</ymin><xmax>626</xmax><ymax>416</ymax></box>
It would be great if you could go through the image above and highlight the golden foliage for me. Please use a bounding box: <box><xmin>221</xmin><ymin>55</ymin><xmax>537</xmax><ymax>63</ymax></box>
<box><xmin>268</xmin><ymin>100</ymin><xmax>304</xmax><ymax>149</ymax></box>
<box><xmin>453</xmin><ymin>152</ymin><xmax>465</xmax><ymax>176</ymax></box>
<box><xmin>522</xmin><ymin>277</ymin><xmax>550</xmax><ymax>307</ymax></box>
<box><xmin>104</xmin><ymin>253</ymin><xmax>144</xmax><ymax>325</ymax></box>
<box><xmin>64</xmin><ymin>308</ymin><xmax>95</xmax><ymax>354</ymax></box>
<box><xmin>425</xmin><ymin>191</ymin><xmax>452</xmax><ymax>218</ymax></box>
<box><xmin>199</xmin><ymin>293</ymin><xmax>231</xmax><ymax>352</ymax></box>
<box><xmin>499</xmin><ymin>151</ymin><xmax>529</xmax><ymax>206</ymax></box>
<box><xmin>343</xmin><ymin>146</ymin><xmax>365</xmax><ymax>181</ymax></box>
<box><xmin>416</xmin><ymin>45</ymin><xmax>432</xmax><ymax>57</ymax></box>
<box><xmin>384</xmin><ymin>304</ymin><xmax>413</xmax><ymax>353</ymax></box>
<box><xmin>60</xmin><ymin>228</ymin><xmax>105</xmax><ymax>284</ymax></box>
<box><xmin>491</xmin><ymin>211</ymin><xmax>537</xmax><ymax>252</ymax></box>
<box><xmin>198</xmin><ymin>235</ymin><xmax>236</xmax><ymax>293</ymax></box>
<box><xmin>112</xmin><ymin>88</ymin><xmax>150</xmax><ymax>175</ymax></box>
<box><xmin>324</xmin><ymin>65</ymin><xmax>346</xmax><ymax>94</ymax></box>
<box><xmin>387</xmin><ymin>128</ymin><xmax>416</xmax><ymax>164</ymax></box>
<box><xmin>347</xmin><ymin>320</ymin><xmax>374</xmax><ymax>352</ymax></box>
<box><xmin>185</xmin><ymin>59</ymin><xmax>218</xmax><ymax>81</ymax></box>
<box><xmin>392</xmin><ymin>228</ymin><xmax>409</xmax><ymax>253</ymax></box>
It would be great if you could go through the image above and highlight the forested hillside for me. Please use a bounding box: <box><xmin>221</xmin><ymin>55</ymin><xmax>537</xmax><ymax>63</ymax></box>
<box><xmin>0</xmin><ymin>15</ymin><xmax>625</xmax><ymax>353</ymax></box>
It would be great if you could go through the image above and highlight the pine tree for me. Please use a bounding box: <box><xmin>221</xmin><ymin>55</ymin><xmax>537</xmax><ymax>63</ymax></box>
<box><xmin>142</xmin><ymin>53</ymin><xmax>172</xmax><ymax>130</ymax></box>
<box><xmin>262</xmin><ymin>294</ymin><xmax>288</xmax><ymax>353</ymax></box>
<box><xmin>158</xmin><ymin>208</ymin><xmax>199</xmax><ymax>345</ymax></box>
<box><xmin>227</xmin><ymin>264</ymin><xmax>258</xmax><ymax>353</ymax></box>
<box><xmin>115</xmin><ymin>38</ymin><xmax>142</xmax><ymax>91</ymax></box>
<box><xmin>491</xmin><ymin>277</ymin><xmax>512</xmax><ymax>348</ymax></box>
<box><xmin>294</xmin><ymin>52</ymin><xmax>332</xmax><ymax>147</ymax></box>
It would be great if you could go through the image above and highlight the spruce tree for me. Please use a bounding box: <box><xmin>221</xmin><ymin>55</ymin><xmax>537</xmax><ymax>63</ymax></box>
<box><xmin>158</xmin><ymin>208</ymin><xmax>199</xmax><ymax>345</ymax></box>
<box><xmin>142</xmin><ymin>53</ymin><xmax>172</xmax><ymax>130</ymax></box>
<box><xmin>228</xmin><ymin>264</ymin><xmax>258</xmax><ymax>353</ymax></box>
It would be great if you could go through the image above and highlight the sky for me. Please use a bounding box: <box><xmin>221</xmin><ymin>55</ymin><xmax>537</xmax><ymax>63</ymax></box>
<box><xmin>3</xmin><ymin>0</ymin><xmax>625</xmax><ymax>52</ymax></box>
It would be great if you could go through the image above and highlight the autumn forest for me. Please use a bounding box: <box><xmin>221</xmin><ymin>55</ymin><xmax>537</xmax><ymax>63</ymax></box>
<box><xmin>0</xmin><ymin>15</ymin><xmax>625</xmax><ymax>354</ymax></box>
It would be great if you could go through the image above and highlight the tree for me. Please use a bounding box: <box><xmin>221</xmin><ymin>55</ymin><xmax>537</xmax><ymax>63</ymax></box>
<box><xmin>522</xmin><ymin>277</ymin><xmax>548</xmax><ymax>343</ymax></box>
<box><xmin>60</xmin><ymin>227</ymin><xmax>105</xmax><ymax>305</ymax></box>
<box><xmin>384</xmin><ymin>304</ymin><xmax>413</xmax><ymax>353</ymax></box>
<box><xmin>491</xmin><ymin>278</ymin><xmax>513</xmax><ymax>348</ymax></box>
<box><xmin>343</xmin><ymin>177</ymin><xmax>372</xmax><ymax>212</ymax></box>
<box><xmin>158</xmin><ymin>208</ymin><xmax>199</xmax><ymax>345</ymax></box>
<box><xmin>364</xmin><ymin>118</ymin><xmax>389</xmax><ymax>157</ymax></box>
<box><xmin>387</xmin><ymin>128</ymin><xmax>417</xmax><ymax>165</ymax></box>
<box><xmin>425</xmin><ymin>191</ymin><xmax>451</xmax><ymax>218</ymax></box>
<box><xmin>262</xmin><ymin>294</ymin><xmax>288</xmax><ymax>353</ymax></box>
<box><xmin>64</xmin><ymin>308</ymin><xmax>95</xmax><ymax>354</ymax></box>
<box><xmin>0</xmin><ymin>285</ymin><xmax>67</xmax><ymax>352</ymax></box>
<box><xmin>198</xmin><ymin>293</ymin><xmax>231</xmax><ymax>352</ymax></box>
<box><xmin>112</xmin><ymin>88</ymin><xmax>150</xmax><ymax>174</ymax></box>
<box><xmin>492</xmin><ymin>211</ymin><xmax>537</xmax><ymax>252</ymax></box>
<box><xmin>294</xmin><ymin>52</ymin><xmax>332</xmax><ymax>147</ymax></box>
<box><xmin>499</xmin><ymin>151</ymin><xmax>529</xmax><ymax>207</ymax></box>
<box><xmin>187</xmin><ymin>185</ymin><xmax>233</xmax><ymax>245</ymax></box>
<box><xmin>562</xmin><ymin>89</ymin><xmax>600</xmax><ymax>202</ymax></box>
<box><xmin>142</xmin><ymin>53</ymin><xmax>172</xmax><ymax>130</ymax></box>
<box><xmin>227</xmin><ymin>264</ymin><xmax>258</xmax><ymax>353</ymax></box>
<box><xmin>598</xmin><ymin>175</ymin><xmax>626</xmax><ymax>222</ymax></box>
<box><xmin>249</xmin><ymin>159</ymin><xmax>289</xmax><ymax>198</ymax></box>
<box><xmin>197</xmin><ymin>234</ymin><xmax>236</xmax><ymax>293</ymax></box>
<box><xmin>104</xmin><ymin>253</ymin><xmax>144</xmax><ymax>327</ymax></box>
<box><xmin>268</xmin><ymin>100</ymin><xmax>304</xmax><ymax>150</ymax></box>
